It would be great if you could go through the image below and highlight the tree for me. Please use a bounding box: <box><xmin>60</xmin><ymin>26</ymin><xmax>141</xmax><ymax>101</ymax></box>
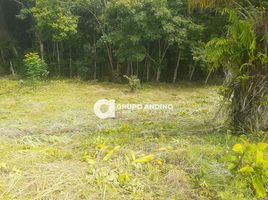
<box><xmin>18</xmin><ymin>0</ymin><xmax>78</xmax><ymax>75</ymax></box>
<box><xmin>31</xmin><ymin>0</ymin><xmax>78</xmax><ymax>74</ymax></box>
<box><xmin>101</xmin><ymin>0</ymin><xmax>147</xmax><ymax>80</ymax></box>
<box><xmin>188</xmin><ymin>0</ymin><xmax>268</xmax><ymax>131</ymax></box>
<box><xmin>102</xmin><ymin>0</ymin><xmax>199</xmax><ymax>82</ymax></box>
<box><xmin>0</xmin><ymin>1</ymin><xmax>20</xmax><ymax>75</ymax></box>
<box><xmin>9</xmin><ymin>0</ymin><xmax>224</xmax><ymax>82</ymax></box>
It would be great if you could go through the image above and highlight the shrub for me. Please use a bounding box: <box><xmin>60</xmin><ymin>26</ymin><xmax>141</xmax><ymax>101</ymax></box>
<box><xmin>23</xmin><ymin>52</ymin><xmax>48</xmax><ymax>80</ymax></box>
<box><xmin>124</xmin><ymin>75</ymin><xmax>141</xmax><ymax>92</ymax></box>
<box><xmin>226</xmin><ymin>142</ymin><xmax>268</xmax><ymax>198</ymax></box>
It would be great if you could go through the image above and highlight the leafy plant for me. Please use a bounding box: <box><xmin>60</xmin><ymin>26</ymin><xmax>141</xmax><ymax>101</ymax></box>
<box><xmin>103</xmin><ymin>146</ymin><xmax>120</xmax><ymax>161</ymax></box>
<box><xmin>124</xmin><ymin>75</ymin><xmax>141</xmax><ymax>92</ymax></box>
<box><xmin>134</xmin><ymin>154</ymin><xmax>155</xmax><ymax>164</ymax></box>
<box><xmin>23</xmin><ymin>52</ymin><xmax>48</xmax><ymax>80</ymax></box>
<box><xmin>227</xmin><ymin>142</ymin><xmax>268</xmax><ymax>198</ymax></box>
<box><xmin>190</xmin><ymin>1</ymin><xmax>268</xmax><ymax>131</ymax></box>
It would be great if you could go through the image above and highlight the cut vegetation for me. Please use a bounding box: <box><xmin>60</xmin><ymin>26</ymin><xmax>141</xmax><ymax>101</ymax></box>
<box><xmin>0</xmin><ymin>79</ymin><xmax>260</xmax><ymax>199</ymax></box>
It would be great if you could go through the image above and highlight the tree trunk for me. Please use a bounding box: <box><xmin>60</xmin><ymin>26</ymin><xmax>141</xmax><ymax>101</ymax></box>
<box><xmin>146</xmin><ymin>60</ymin><xmax>151</xmax><ymax>82</ymax></box>
<box><xmin>53</xmin><ymin>42</ymin><xmax>56</xmax><ymax>58</ymax></box>
<box><xmin>106</xmin><ymin>44</ymin><xmax>114</xmax><ymax>72</ymax></box>
<box><xmin>69</xmin><ymin>47</ymin><xmax>73</xmax><ymax>78</ymax></box>
<box><xmin>189</xmin><ymin>66</ymin><xmax>195</xmax><ymax>81</ymax></box>
<box><xmin>146</xmin><ymin>44</ymin><xmax>150</xmax><ymax>82</ymax></box>
<box><xmin>39</xmin><ymin>40</ymin><xmax>44</xmax><ymax>60</ymax></box>
<box><xmin>173</xmin><ymin>51</ymin><xmax>181</xmax><ymax>84</ymax></box>
<box><xmin>0</xmin><ymin>48</ymin><xmax>5</xmax><ymax>63</ymax></box>
<box><xmin>9</xmin><ymin>61</ymin><xmax>15</xmax><ymax>76</ymax></box>
<box><xmin>130</xmin><ymin>61</ymin><xmax>133</xmax><ymax>75</ymax></box>
<box><xmin>156</xmin><ymin>68</ymin><xmax>161</xmax><ymax>82</ymax></box>
<box><xmin>56</xmin><ymin>42</ymin><xmax>60</xmax><ymax>75</ymax></box>
<box><xmin>12</xmin><ymin>45</ymin><xmax>18</xmax><ymax>58</ymax></box>
<box><xmin>94</xmin><ymin>60</ymin><xmax>97</xmax><ymax>81</ymax></box>
<box><xmin>156</xmin><ymin>40</ymin><xmax>162</xmax><ymax>82</ymax></box>
<box><xmin>116</xmin><ymin>61</ymin><xmax>120</xmax><ymax>77</ymax></box>
<box><xmin>93</xmin><ymin>32</ymin><xmax>97</xmax><ymax>81</ymax></box>
<box><xmin>127</xmin><ymin>62</ymin><xmax>130</xmax><ymax>76</ymax></box>
<box><xmin>205</xmin><ymin>70</ymin><xmax>213</xmax><ymax>85</ymax></box>
<box><xmin>155</xmin><ymin>39</ymin><xmax>169</xmax><ymax>82</ymax></box>
<box><xmin>60</xmin><ymin>42</ymin><xmax>64</xmax><ymax>66</ymax></box>
<box><xmin>136</xmin><ymin>61</ymin><xmax>139</xmax><ymax>76</ymax></box>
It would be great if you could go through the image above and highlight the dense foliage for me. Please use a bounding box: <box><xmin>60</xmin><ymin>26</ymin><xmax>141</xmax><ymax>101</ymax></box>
<box><xmin>0</xmin><ymin>0</ymin><xmax>223</xmax><ymax>82</ymax></box>
<box><xmin>228</xmin><ymin>142</ymin><xmax>268</xmax><ymax>198</ymax></box>
<box><xmin>123</xmin><ymin>75</ymin><xmax>141</xmax><ymax>92</ymax></box>
<box><xmin>189</xmin><ymin>0</ymin><xmax>268</xmax><ymax>131</ymax></box>
<box><xmin>23</xmin><ymin>52</ymin><xmax>48</xmax><ymax>80</ymax></box>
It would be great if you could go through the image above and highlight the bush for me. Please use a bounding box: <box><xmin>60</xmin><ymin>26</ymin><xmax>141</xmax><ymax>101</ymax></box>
<box><xmin>226</xmin><ymin>142</ymin><xmax>268</xmax><ymax>198</ymax></box>
<box><xmin>124</xmin><ymin>75</ymin><xmax>141</xmax><ymax>92</ymax></box>
<box><xmin>23</xmin><ymin>52</ymin><xmax>48</xmax><ymax>80</ymax></box>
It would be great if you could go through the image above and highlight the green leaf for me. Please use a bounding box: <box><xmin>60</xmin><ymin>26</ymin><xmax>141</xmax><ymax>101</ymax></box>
<box><xmin>256</xmin><ymin>150</ymin><xmax>264</xmax><ymax>165</ymax></box>
<box><xmin>130</xmin><ymin>150</ymin><xmax>136</xmax><ymax>161</ymax></box>
<box><xmin>103</xmin><ymin>146</ymin><xmax>120</xmax><ymax>161</ymax></box>
<box><xmin>118</xmin><ymin>173</ymin><xmax>131</xmax><ymax>185</ymax></box>
<box><xmin>222</xmin><ymin>155</ymin><xmax>237</xmax><ymax>162</ymax></box>
<box><xmin>239</xmin><ymin>166</ymin><xmax>254</xmax><ymax>173</ymax></box>
<box><xmin>134</xmin><ymin>154</ymin><xmax>154</xmax><ymax>164</ymax></box>
<box><xmin>228</xmin><ymin>163</ymin><xmax>235</xmax><ymax>171</ymax></box>
<box><xmin>257</xmin><ymin>143</ymin><xmax>268</xmax><ymax>151</ymax></box>
<box><xmin>159</xmin><ymin>146</ymin><xmax>174</xmax><ymax>151</ymax></box>
<box><xmin>252</xmin><ymin>176</ymin><xmax>266</xmax><ymax>198</ymax></box>
<box><xmin>96</xmin><ymin>144</ymin><xmax>108</xmax><ymax>149</ymax></box>
<box><xmin>233</xmin><ymin>144</ymin><xmax>243</xmax><ymax>153</ymax></box>
<box><xmin>87</xmin><ymin>159</ymin><xmax>96</xmax><ymax>165</ymax></box>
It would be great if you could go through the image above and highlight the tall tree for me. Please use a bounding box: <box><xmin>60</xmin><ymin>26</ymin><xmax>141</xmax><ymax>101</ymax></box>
<box><xmin>189</xmin><ymin>0</ymin><xmax>268</xmax><ymax>131</ymax></box>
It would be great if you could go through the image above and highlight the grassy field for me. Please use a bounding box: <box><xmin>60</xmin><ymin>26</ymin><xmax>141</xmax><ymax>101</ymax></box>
<box><xmin>0</xmin><ymin>79</ymin><xmax>255</xmax><ymax>199</ymax></box>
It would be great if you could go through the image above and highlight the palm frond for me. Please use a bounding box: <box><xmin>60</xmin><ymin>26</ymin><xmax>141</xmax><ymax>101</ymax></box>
<box><xmin>187</xmin><ymin>0</ymin><xmax>230</xmax><ymax>10</ymax></box>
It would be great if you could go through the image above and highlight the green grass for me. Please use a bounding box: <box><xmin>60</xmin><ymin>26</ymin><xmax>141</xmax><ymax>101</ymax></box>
<box><xmin>0</xmin><ymin>79</ymin><xmax>255</xmax><ymax>199</ymax></box>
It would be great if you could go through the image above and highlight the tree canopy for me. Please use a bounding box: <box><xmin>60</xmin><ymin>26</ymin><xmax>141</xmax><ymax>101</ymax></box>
<box><xmin>0</xmin><ymin>0</ymin><xmax>223</xmax><ymax>81</ymax></box>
